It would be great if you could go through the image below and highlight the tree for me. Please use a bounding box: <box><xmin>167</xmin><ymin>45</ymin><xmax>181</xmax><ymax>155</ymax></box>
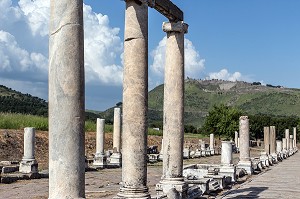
<box><xmin>202</xmin><ymin>104</ymin><xmax>242</xmax><ymax>139</ymax></box>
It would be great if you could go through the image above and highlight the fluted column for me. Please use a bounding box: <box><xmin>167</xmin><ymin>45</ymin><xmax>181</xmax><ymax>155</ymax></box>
<box><xmin>159</xmin><ymin>20</ymin><xmax>188</xmax><ymax>197</ymax></box>
<box><xmin>49</xmin><ymin>0</ymin><xmax>85</xmax><ymax>198</ymax></box>
<box><xmin>116</xmin><ymin>0</ymin><xmax>150</xmax><ymax>198</ymax></box>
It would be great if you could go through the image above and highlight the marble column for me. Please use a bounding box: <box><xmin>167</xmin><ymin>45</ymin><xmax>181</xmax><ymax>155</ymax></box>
<box><xmin>264</xmin><ymin>127</ymin><xmax>270</xmax><ymax>154</ymax></box>
<box><xmin>276</xmin><ymin>140</ymin><xmax>282</xmax><ymax>153</ymax></box>
<box><xmin>210</xmin><ymin>133</ymin><xmax>215</xmax><ymax>155</ymax></box>
<box><xmin>276</xmin><ymin>140</ymin><xmax>283</xmax><ymax>160</ymax></box>
<box><xmin>285</xmin><ymin>129</ymin><xmax>290</xmax><ymax>151</ymax></box>
<box><xmin>220</xmin><ymin>141</ymin><xmax>236</xmax><ymax>182</ymax></box>
<box><xmin>221</xmin><ymin>141</ymin><xmax>233</xmax><ymax>166</ymax></box>
<box><xmin>110</xmin><ymin>108</ymin><xmax>122</xmax><ymax>167</ymax></box>
<box><xmin>19</xmin><ymin>127</ymin><xmax>38</xmax><ymax>173</ymax></box>
<box><xmin>157</xmin><ymin>21</ymin><xmax>188</xmax><ymax>198</ymax></box>
<box><xmin>116</xmin><ymin>0</ymin><xmax>150</xmax><ymax>198</ymax></box>
<box><xmin>237</xmin><ymin>116</ymin><xmax>252</xmax><ymax>175</ymax></box>
<box><xmin>113</xmin><ymin>107</ymin><xmax>121</xmax><ymax>152</ymax></box>
<box><xmin>282</xmin><ymin>138</ymin><xmax>287</xmax><ymax>150</ymax></box>
<box><xmin>93</xmin><ymin>118</ymin><xmax>106</xmax><ymax>168</ymax></box>
<box><xmin>289</xmin><ymin>135</ymin><xmax>293</xmax><ymax>151</ymax></box>
<box><xmin>293</xmin><ymin>127</ymin><xmax>297</xmax><ymax>149</ymax></box>
<box><xmin>49</xmin><ymin>0</ymin><xmax>85</xmax><ymax>198</ymax></box>
<box><xmin>234</xmin><ymin>131</ymin><xmax>239</xmax><ymax>149</ymax></box>
<box><xmin>269</xmin><ymin>126</ymin><xmax>276</xmax><ymax>155</ymax></box>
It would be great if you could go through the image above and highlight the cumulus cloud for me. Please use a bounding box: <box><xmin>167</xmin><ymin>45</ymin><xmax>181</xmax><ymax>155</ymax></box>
<box><xmin>0</xmin><ymin>0</ymin><xmax>124</xmax><ymax>105</ymax></box>
<box><xmin>207</xmin><ymin>69</ymin><xmax>244</xmax><ymax>81</ymax></box>
<box><xmin>150</xmin><ymin>36</ymin><xmax>205</xmax><ymax>79</ymax></box>
<box><xmin>83</xmin><ymin>5</ymin><xmax>123</xmax><ymax>85</ymax></box>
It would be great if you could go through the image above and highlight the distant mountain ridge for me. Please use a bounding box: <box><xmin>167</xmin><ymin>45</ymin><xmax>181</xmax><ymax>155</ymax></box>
<box><xmin>147</xmin><ymin>79</ymin><xmax>300</xmax><ymax>127</ymax></box>
<box><xmin>2</xmin><ymin>79</ymin><xmax>300</xmax><ymax>127</ymax></box>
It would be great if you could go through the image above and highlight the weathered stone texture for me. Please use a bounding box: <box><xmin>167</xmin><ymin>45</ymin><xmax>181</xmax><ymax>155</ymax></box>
<box><xmin>49</xmin><ymin>0</ymin><xmax>85</xmax><ymax>198</ymax></box>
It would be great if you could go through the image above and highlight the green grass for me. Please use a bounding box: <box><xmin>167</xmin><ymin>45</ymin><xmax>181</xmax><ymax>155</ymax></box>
<box><xmin>0</xmin><ymin>113</ymin><xmax>114</xmax><ymax>133</ymax></box>
<box><xmin>0</xmin><ymin>112</ymin><xmax>48</xmax><ymax>130</ymax></box>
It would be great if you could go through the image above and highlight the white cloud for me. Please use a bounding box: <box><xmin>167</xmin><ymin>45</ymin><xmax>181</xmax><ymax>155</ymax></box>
<box><xmin>150</xmin><ymin>36</ymin><xmax>205</xmax><ymax>79</ymax></box>
<box><xmin>83</xmin><ymin>4</ymin><xmax>123</xmax><ymax>85</ymax></box>
<box><xmin>0</xmin><ymin>0</ymin><xmax>124</xmax><ymax>101</ymax></box>
<box><xmin>207</xmin><ymin>69</ymin><xmax>244</xmax><ymax>81</ymax></box>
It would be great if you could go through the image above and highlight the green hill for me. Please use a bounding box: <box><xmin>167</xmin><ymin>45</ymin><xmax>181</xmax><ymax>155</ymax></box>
<box><xmin>0</xmin><ymin>85</ymin><xmax>48</xmax><ymax>116</ymax></box>
<box><xmin>0</xmin><ymin>85</ymin><xmax>102</xmax><ymax>121</ymax></box>
<box><xmin>147</xmin><ymin>79</ymin><xmax>300</xmax><ymax>127</ymax></box>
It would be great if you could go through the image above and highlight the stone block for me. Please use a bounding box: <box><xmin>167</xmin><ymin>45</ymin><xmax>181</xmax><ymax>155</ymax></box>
<box><xmin>93</xmin><ymin>154</ymin><xmax>107</xmax><ymax>169</ymax></box>
<box><xmin>108</xmin><ymin>152</ymin><xmax>122</xmax><ymax>167</ymax></box>
<box><xmin>237</xmin><ymin>161</ymin><xmax>253</xmax><ymax>175</ymax></box>
<box><xmin>2</xmin><ymin>166</ymin><xmax>19</xmax><ymax>174</ymax></box>
<box><xmin>219</xmin><ymin>165</ymin><xmax>236</xmax><ymax>182</ymax></box>
<box><xmin>19</xmin><ymin>160</ymin><xmax>38</xmax><ymax>174</ymax></box>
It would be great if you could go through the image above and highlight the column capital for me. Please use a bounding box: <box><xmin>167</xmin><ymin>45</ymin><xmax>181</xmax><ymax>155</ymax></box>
<box><xmin>162</xmin><ymin>21</ymin><xmax>188</xmax><ymax>34</ymax></box>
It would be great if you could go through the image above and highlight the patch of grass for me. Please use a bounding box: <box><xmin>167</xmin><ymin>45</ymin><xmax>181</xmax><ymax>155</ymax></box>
<box><xmin>0</xmin><ymin>112</ymin><xmax>48</xmax><ymax>130</ymax></box>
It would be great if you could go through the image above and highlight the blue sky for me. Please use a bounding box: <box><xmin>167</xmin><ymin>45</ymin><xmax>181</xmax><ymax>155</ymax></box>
<box><xmin>1</xmin><ymin>0</ymin><xmax>300</xmax><ymax>111</ymax></box>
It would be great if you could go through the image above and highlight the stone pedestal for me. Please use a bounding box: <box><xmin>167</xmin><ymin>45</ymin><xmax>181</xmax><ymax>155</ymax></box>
<box><xmin>260</xmin><ymin>152</ymin><xmax>270</xmax><ymax>167</ymax></box>
<box><xmin>237</xmin><ymin>116</ymin><xmax>253</xmax><ymax>175</ymax></box>
<box><xmin>19</xmin><ymin>127</ymin><xmax>38</xmax><ymax>174</ymax></box>
<box><xmin>115</xmin><ymin>1</ymin><xmax>150</xmax><ymax>198</ymax></box>
<box><xmin>49</xmin><ymin>0</ymin><xmax>85</xmax><ymax>198</ymax></box>
<box><xmin>93</xmin><ymin>118</ymin><xmax>107</xmax><ymax>168</ymax></box>
<box><xmin>276</xmin><ymin>140</ymin><xmax>283</xmax><ymax>160</ymax></box>
<box><xmin>220</xmin><ymin>141</ymin><xmax>236</xmax><ymax>182</ymax></box>
<box><xmin>156</xmin><ymin>21</ymin><xmax>188</xmax><ymax>198</ymax></box>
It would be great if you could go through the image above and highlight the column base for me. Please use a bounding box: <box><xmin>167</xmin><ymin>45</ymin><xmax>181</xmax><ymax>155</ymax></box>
<box><xmin>114</xmin><ymin>186</ymin><xmax>150</xmax><ymax>199</ymax></box>
<box><xmin>237</xmin><ymin>161</ymin><xmax>253</xmax><ymax>175</ymax></box>
<box><xmin>109</xmin><ymin>152</ymin><xmax>122</xmax><ymax>167</ymax></box>
<box><xmin>156</xmin><ymin>178</ymin><xmax>188</xmax><ymax>199</ymax></box>
<box><xmin>219</xmin><ymin>165</ymin><xmax>236</xmax><ymax>182</ymax></box>
<box><xmin>19</xmin><ymin>159</ymin><xmax>38</xmax><ymax>174</ymax></box>
<box><xmin>93</xmin><ymin>154</ymin><xmax>107</xmax><ymax>169</ymax></box>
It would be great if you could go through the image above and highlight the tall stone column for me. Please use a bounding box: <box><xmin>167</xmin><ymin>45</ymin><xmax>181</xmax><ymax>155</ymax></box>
<box><xmin>293</xmin><ymin>127</ymin><xmax>297</xmax><ymax>149</ymax></box>
<box><xmin>289</xmin><ymin>135</ymin><xmax>293</xmax><ymax>151</ymax></box>
<box><xmin>113</xmin><ymin>107</ymin><xmax>121</xmax><ymax>152</ymax></box>
<box><xmin>285</xmin><ymin>129</ymin><xmax>290</xmax><ymax>151</ymax></box>
<box><xmin>237</xmin><ymin>116</ymin><xmax>252</xmax><ymax>175</ymax></box>
<box><xmin>276</xmin><ymin>140</ymin><xmax>282</xmax><ymax>153</ymax></box>
<box><xmin>264</xmin><ymin>127</ymin><xmax>270</xmax><ymax>154</ymax></box>
<box><xmin>93</xmin><ymin>118</ymin><xmax>106</xmax><ymax>168</ymax></box>
<box><xmin>116</xmin><ymin>0</ymin><xmax>150</xmax><ymax>198</ymax></box>
<box><xmin>19</xmin><ymin>127</ymin><xmax>38</xmax><ymax>173</ymax></box>
<box><xmin>110</xmin><ymin>108</ymin><xmax>122</xmax><ymax>167</ymax></box>
<box><xmin>282</xmin><ymin>138</ymin><xmax>287</xmax><ymax>150</ymax></box>
<box><xmin>49</xmin><ymin>0</ymin><xmax>85</xmax><ymax>198</ymax></box>
<box><xmin>234</xmin><ymin>131</ymin><xmax>239</xmax><ymax>149</ymax></box>
<box><xmin>269</xmin><ymin>126</ymin><xmax>276</xmax><ymax>155</ymax></box>
<box><xmin>210</xmin><ymin>133</ymin><xmax>215</xmax><ymax>155</ymax></box>
<box><xmin>157</xmin><ymin>21</ymin><xmax>188</xmax><ymax>198</ymax></box>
